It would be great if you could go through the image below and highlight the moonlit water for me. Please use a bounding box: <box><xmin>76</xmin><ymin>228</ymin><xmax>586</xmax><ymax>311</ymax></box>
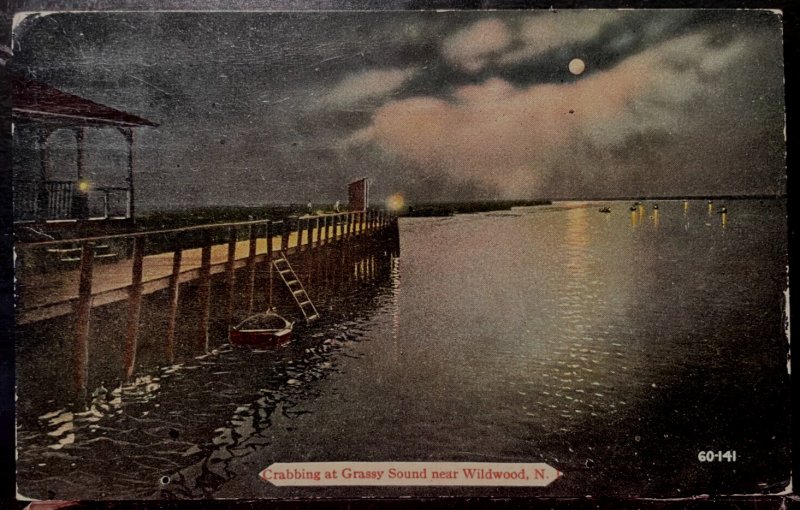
<box><xmin>16</xmin><ymin>200</ymin><xmax>790</xmax><ymax>499</ymax></box>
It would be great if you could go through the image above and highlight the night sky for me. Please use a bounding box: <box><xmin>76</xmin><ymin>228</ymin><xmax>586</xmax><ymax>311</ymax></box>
<box><xmin>11</xmin><ymin>9</ymin><xmax>786</xmax><ymax>210</ymax></box>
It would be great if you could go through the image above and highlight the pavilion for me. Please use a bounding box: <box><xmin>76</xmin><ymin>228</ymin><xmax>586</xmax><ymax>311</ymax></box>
<box><xmin>12</xmin><ymin>75</ymin><xmax>158</xmax><ymax>229</ymax></box>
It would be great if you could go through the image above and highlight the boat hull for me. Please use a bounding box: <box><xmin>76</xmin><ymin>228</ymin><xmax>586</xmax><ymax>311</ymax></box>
<box><xmin>229</xmin><ymin>327</ymin><xmax>292</xmax><ymax>347</ymax></box>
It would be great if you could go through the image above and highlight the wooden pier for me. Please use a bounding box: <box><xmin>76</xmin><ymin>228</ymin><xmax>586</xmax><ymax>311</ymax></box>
<box><xmin>14</xmin><ymin>210</ymin><xmax>399</xmax><ymax>398</ymax></box>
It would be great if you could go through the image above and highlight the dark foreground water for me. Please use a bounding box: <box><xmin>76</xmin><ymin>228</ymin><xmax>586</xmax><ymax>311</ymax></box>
<box><xmin>16</xmin><ymin>200</ymin><xmax>791</xmax><ymax>500</ymax></box>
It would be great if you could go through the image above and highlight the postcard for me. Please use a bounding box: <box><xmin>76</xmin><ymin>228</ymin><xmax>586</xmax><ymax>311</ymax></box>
<box><xmin>7</xmin><ymin>5</ymin><xmax>792</xmax><ymax>505</ymax></box>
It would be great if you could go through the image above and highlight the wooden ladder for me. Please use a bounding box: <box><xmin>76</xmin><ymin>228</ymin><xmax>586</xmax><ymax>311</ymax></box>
<box><xmin>273</xmin><ymin>251</ymin><xmax>320</xmax><ymax>322</ymax></box>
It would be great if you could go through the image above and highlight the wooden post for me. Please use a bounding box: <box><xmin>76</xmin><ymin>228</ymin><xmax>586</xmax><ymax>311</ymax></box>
<box><xmin>281</xmin><ymin>220</ymin><xmax>290</xmax><ymax>252</ymax></box>
<box><xmin>297</xmin><ymin>217</ymin><xmax>305</xmax><ymax>249</ymax></box>
<box><xmin>246</xmin><ymin>224</ymin><xmax>257</xmax><ymax>313</ymax></box>
<box><xmin>197</xmin><ymin>232</ymin><xmax>212</xmax><ymax>352</ymax></box>
<box><xmin>73</xmin><ymin>241</ymin><xmax>95</xmax><ymax>399</ymax></box>
<box><xmin>165</xmin><ymin>247</ymin><xmax>182</xmax><ymax>364</ymax></box>
<box><xmin>225</xmin><ymin>227</ymin><xmax>237</xmax><ymax>325</ymax></box>
<box><xmin>323</xmin><ymin>216</ymin><xmax>329</xmax><ymax>244</ymax></box>
<box><xmin>266</xmin><ymin>220</ymin><xmax>273</xmax><ymax>260</ymax></box>
<box><xmin>332</xmin><ymin>215</ymin><xmax>339</xmax><ymax>241</ymax></box>
<box><xmin>306</xmin><ymin>217</ymin><xmax>314</xmax><ymax>251</ymax></box>
<box><xmin>345</xmin><ymin>213</ymin><xmax>352</xmax><ymax>238</ymax></box>
<box><xmin>123</xmin><ymin>237</ymin><xmax>145</xmax><ymax>379</ymax></box>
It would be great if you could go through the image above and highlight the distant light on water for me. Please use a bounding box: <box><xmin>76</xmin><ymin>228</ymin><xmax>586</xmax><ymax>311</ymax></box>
<box><xmin>386</xmin><ymin>193</ymin><xmax>405</xmax><ymax>211</ymax></box>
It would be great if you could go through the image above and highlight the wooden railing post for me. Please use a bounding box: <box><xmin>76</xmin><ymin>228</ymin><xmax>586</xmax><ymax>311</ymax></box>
<box><xmin>165</xmin><ymin>246</ymin><xmax>182</xmax><ymax>364</ymax></box>
<box><xmin>306</xmin><ymin>217</ymin><xmax>314</xmax><ymax>251</ymax></box>
<box><xmin>346</xmin><ymin>212</ymin><xmax>352</xmax><ymax>238</ymax></box>
<box><xmin>266</xmin><ymin>220</ymin><xmax>273</xmax><ymax>261</ymax></box>
<box><xmin>197</xmin><ymin>231</ymin><xmax>212</xmax><ymax>353</ymax></box>
<box><xmin>333</xmin><ymin>214</ymin><xmax>339</xmax><ymax>241</ymax></box>
<box><xmin>297</xmin><ymin>217</ymin><xmax>305</xmax><ymax>249</ymax></box>
<box><xmin>73</xmin><ymin>241</ymin><xmax>95</xmax><ymax>400</ymax></box>
<box><xmin>280</xmin><ymin>220</ymin><xmax>290</xmax><ymax>252</ymax></box>
<box><xmin>325</xmin><ymin>216</ymin><xmax>331</xmax><ymax>243</ymax></box>
<box><xmin>123</xmin><ymin>237</ymin><xmax>145</xmax><ymax>379</ymax></box>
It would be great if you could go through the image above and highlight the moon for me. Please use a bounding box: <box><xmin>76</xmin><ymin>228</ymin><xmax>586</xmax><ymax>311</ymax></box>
<box><xmin>568</xmin><ymin>58</ymin><xmax>586</xmax><ymax>75</ymax></box>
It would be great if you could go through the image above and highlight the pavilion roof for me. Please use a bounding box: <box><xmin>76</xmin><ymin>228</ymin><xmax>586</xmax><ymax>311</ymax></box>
<box><xmin>12</xmin><ymin>75</ymin><xmax>158</xmax><ymax>128</ymax></box>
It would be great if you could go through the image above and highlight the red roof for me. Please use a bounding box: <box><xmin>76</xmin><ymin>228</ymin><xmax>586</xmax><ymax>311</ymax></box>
<box><xmin>12</xmin><ymin>75</ymin><xmax>158</xmax><ymax>128</ymax></box>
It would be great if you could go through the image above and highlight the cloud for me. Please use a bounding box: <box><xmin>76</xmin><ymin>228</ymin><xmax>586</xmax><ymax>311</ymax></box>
<box><xmin>441</xmin><ymin>18</ymin><xmax>511</xmax><ymax>72</ymax></box>
<box><xmin>320</xmin><ymin>67</ymin><xmax>419</xmax><ymax>108</ymax></box>
<box><xmin>349</xmin><ymin>30</ymin><xmax>763</xmax><ymax>197</ymax></box>
<box><xmin>498</xmin><ymin>11</ymin><xmax>625</xmax><ymax>65</ymax></box>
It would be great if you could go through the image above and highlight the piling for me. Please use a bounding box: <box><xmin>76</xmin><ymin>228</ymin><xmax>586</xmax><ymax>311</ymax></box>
<box><xmin>245</xmin><ymin>225</ymin><xmax>257</xmax><ymax>313</ymax></box>
<box><xmin>266</xmin><ymin>220</ymin><xmax>274</xmax><ymax>306</ymax></box>
<box><xmin>73</xmin><ymin>241</ymin><xmax>95</xmax><ymax>399</ymax></box>
<box><xmin>165</xmin><ymin>247</ymin><xmax>182</xmax><ymax>363</ymax></box>
<box><xmin>225</xmin><ymin>227</ymin><xmax>238</xmax><ymax>325</ymax></box>
<box><xmin>197</xmin><ymin>232</ymin><xmax>212</xmax><ymax>352</ymax></box>
<box><xmin>123</xmin><ymin>237</ymin><xmax>145</xmax><ymax>379</ymax></box>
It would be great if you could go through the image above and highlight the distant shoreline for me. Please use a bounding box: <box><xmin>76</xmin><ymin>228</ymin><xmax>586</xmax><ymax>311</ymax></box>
<box><xmin>547</xmin><ymin>194</ymin><xmax>785</xmax><ymax>202</ymax></box>
<box><xmin>400</xmin><ymin>200</ymin><xmax>552</xmax><ymax>217</ymax></box>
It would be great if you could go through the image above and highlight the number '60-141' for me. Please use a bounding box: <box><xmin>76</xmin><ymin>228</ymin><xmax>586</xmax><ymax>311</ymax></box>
<box><xmin>698</xmin><ymin>451</ymin><xmax>737</xmax><ymax>462</ymax></box>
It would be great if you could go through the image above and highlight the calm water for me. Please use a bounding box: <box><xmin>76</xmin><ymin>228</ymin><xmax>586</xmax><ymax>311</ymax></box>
<box><xmin>16</xmin><ymin>200</ymin><xmax>791</xmax><ymax>499</ymax></box>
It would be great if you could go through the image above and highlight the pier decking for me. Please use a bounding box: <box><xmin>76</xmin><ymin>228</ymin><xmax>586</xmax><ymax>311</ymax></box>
<box><xmin>16</xmin><ymin>211</ymin><xmax>393</xmax><ymax>325</ymax></box>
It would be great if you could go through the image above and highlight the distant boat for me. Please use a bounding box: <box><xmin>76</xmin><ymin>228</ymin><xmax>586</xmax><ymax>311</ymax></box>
<box><xmin>230</xmin><ymin>311</ymin><xmax>294</xmax><ymax>347</ymax></box>
<box><xmin>598</xmin><ymin>207</ymin><xmax>611</xmax><ymax>213</ymax></box>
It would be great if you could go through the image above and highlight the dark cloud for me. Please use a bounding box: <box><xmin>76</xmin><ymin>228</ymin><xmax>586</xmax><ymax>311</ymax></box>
<box><xmin>11</xmin><ymin>10</ymin><xmax>785</xmax><ymax>209</ymax></box>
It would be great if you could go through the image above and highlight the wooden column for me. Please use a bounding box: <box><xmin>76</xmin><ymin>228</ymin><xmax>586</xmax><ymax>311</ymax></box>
<box><xmin>165</xmin><ymin>247</ymin><xmax>182</xmax><ymax>364</ymax></box>
<box><xmin>118</xmin><ymin>127</ymin><xmax>136</xmax><ymax>220</ymax></box>
<box><xmin>225</xmin><ymin>227</ymin><xmax>237</xmax><ymax>325</ymax></box>
<box><xmin>123</xmin><ymin>237</ymin><xmax>145</xmax><ymax>379</ymax></box>
<box><xmin>73</xmin><ymin>241</ymin><xmax>95</xmax><ymax>399</ymax></box>
<box><xmin>245</xmin><ymin>225</ymin><xmax>257</xmax><ymax>313</ymax></box>
<box><xmin>36</xmin><ymin>127</ymin><xmax>52</xmax><ymax>220</ymax></box>
<box><xmin>73</xmin><ymin>127</ymin><xmax>89</xmax><ymax>220</ymax></box>
<box><xmin>316</xmin><ymin>217</ymin><xmax>323</xmax><ymax>246</ymax></box>
<box><xmin>197</xmin><ymin>232</ymin><xmax>212</xmax><ymax>352</ymax></box>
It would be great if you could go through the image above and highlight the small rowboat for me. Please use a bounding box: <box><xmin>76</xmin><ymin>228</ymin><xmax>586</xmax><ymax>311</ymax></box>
<box><xmin>229</xmin><ymin>311</ymin><xmax>294</xmax><ymax>347</ymax></box>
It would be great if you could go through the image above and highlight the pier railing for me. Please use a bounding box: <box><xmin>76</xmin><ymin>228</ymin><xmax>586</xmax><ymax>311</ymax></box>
<box><xmin>14</xmin><ymin>210</ymin><xmax>399</xmax><ymax>397</ymax></box>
